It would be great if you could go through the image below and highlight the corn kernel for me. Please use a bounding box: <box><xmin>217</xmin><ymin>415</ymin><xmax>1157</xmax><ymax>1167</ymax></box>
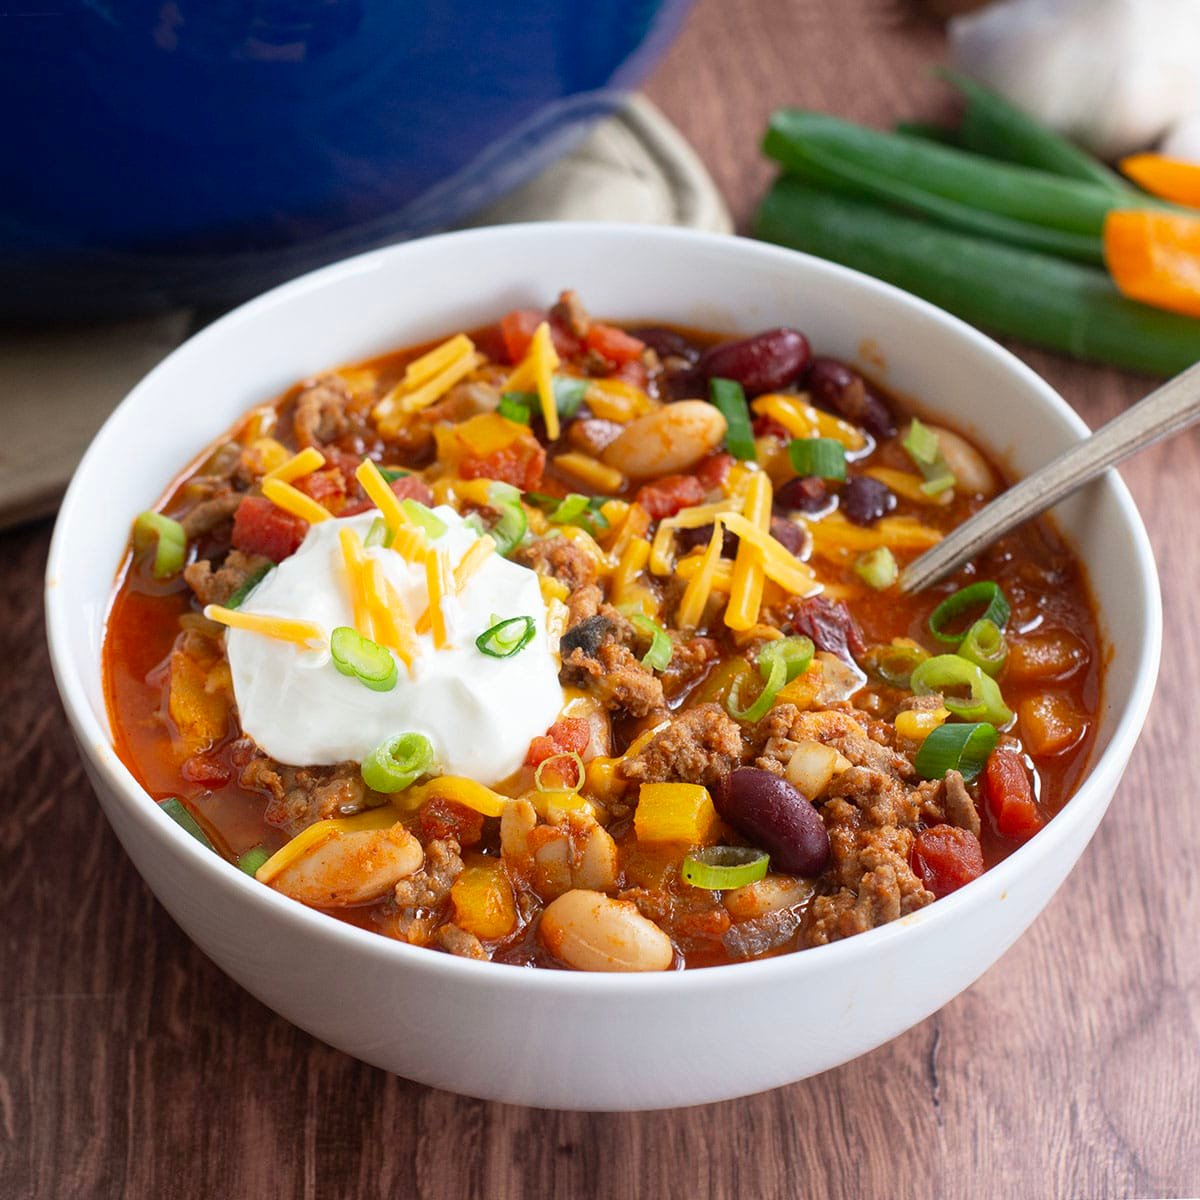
<box><xmin>895</xmin><ymin>705</ymin><xmax>950</xmax><ymax>742</ymax></box>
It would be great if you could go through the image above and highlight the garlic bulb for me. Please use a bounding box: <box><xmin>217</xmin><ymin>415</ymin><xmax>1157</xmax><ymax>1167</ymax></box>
<box><xmin>950</xmin><ymin>0</ymin><xmax>1200</xmax><ymax>159</ymax></box>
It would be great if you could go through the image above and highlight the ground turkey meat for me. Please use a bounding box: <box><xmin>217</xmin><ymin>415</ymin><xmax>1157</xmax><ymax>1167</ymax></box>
<box><xmin>435</xmin><ymin>924</ymin><xmax>488</xmax><ymax>960</ymax></box>
<box><xmin>180</xmin><ymin>492</ymin><xmax>242</xmax><ymax>539</ymax></box>
<box><xmin>804</xmin><ymin>765</ymin><xmax>935</xmax><ymax>947</ymax></box>
<box><xmin>942</xmin><ymin>769</ymin><xmax>981</xmax><ymax>838</ymax></box>
<box><xmin>514</xmin><ymin>536</ymin><xmax>599</xmax><ymax>592</ymax></box>
<box><xmin>292</xmin><ymin>376</ymin><xmax>351</xmax><ymax>447</ymax></box>
<box><xmin>564</xmin><ymin>641</ymin><xmax>665</xmax><ymax>718</ymax></box>
<box><xmin>388</xmin><ymin>839</ymin><xmax>465</xmax><ymax>945</ymax></box>
<box><xmin>239</xmin><ymin>757</ymin><xmax>369</xmax><ymax>835</ymax></box>
<box><xmin>755</xmin><ymin>704</ymin><xmax>914</xmax><ymax>780</ymax></box>
<box><xmin>184</xmin><ymin>549</ymin><xmax>270</xmax><ymax>607</ymax></box>
<box><xmin>620</xmin><ymin>703</ymin><xmax>744</xmax><ymax>789</ymax></box>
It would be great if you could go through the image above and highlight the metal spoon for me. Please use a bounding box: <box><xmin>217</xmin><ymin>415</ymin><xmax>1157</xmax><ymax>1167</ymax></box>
<box><xmin>899</xmin><ymin>359</ymin><xmax>1200</xmax><ymax>594</ymax></box>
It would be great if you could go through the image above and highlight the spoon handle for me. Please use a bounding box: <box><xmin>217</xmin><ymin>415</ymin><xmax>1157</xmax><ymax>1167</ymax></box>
<box><xmin>898</xmin><ymin>359</ymin><xmax>1200</xmax><ymax>594</ymax></box>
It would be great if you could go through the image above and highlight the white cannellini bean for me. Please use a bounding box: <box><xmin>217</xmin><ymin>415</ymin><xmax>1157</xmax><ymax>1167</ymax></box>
<box><xmin>922</xmin><ymin>423</ymin><xmax>999</xmax><ymax>499</ymax></box>
<box><xmin>539</xmin><ymin>889</ymin><xmax>674</xmax><ymax>972</ymax></box>
<box><xmin>600</xmin><ymin>400</ymin><xmax>727</xmax><ymax>479</ymax></box>
<box><xmin>532</xmin><ymin>822</ymin><xmax>620</xmax><ymax>898</ymax></box>
<box><xmin>269</xmin><ymin>824</ymin><xmax>423</xmax><ymax>907</ymax></box>
<box><xmin>723</xmin><ymin>874</ymin><xmax>816</xmax><ymax>920</ymax></box>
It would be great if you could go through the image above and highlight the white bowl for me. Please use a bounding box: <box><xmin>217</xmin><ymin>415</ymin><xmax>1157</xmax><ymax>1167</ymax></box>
<box><xmin>46</xmin><ymin>224</ymin><xmax>1161</xmax><ymax>1111</ymax></box>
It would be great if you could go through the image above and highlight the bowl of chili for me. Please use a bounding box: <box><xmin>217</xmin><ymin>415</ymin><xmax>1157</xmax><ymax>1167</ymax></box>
<box><xmin>45</xmin><ymin>223</ymin><xmax>1161</xmax><ymax>1109</ymax></box>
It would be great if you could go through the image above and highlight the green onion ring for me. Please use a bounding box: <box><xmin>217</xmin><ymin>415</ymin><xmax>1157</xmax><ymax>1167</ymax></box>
<box><xmin>788</xmin><ymin>437</ymin><xmax>846</xmax><ymax>480</ymax></box>
<box><xmin>476</xmin><ymin>615</ymin><xmax>536</xmax><ymax>658</ymax></box>
<box><xmin>708</xmin><ymin>377</ymin><xmax>757</xmax><ymax>462</ymax></box>
<box><xmin>330</xmin><ymin>626</ymin><xmax>399</xmax><ymax>692</ymax></box>
<box><xmin>400</xmin><ymin>499</ymin><xmax>447</xmax><ymax>538</ymax></box>
<box><xmin>225</xmin><ymin>563</ymin><xmax>272</xmax><ymax>610</ymax></box>
<box><xmin>682</xmin><ymin>846</ymin><xmax>770</xmax><ymax>890</ymax></box>
<box><xmin>237</xmin><ymin>846</ymin><xmax>271</xmax><ymax>876</ymax></box>
<box><xmin>728</xmin><ymin>653</ymin><xmax>788</xmax><ymax>723</ymax></box>
<box><xmin>364</xmin><ymin>517</ymin><xmax>393</xmax><ymax>549</ymax></box>
<box><xmin>903</xmin><ymin>417</ymin><xmax>958</xmax><ymax>494</ymax></box>
<box><xmin>486</xmin><ymin>482</ymin><xmax>528</xmax><ymax>556</ymax></box>
<box><xmin>957</xmin><ymin>618</ymin><xmax>1008</xmax><ymax>677</ymax></box>
<box><xmin>497</xmin><ymin>395</ymin><xmax>533</xmax><ymax>424</ymax></box>
<box><xmin>630</xmin><ymin>614</ymin><xmax>673</xmax><ymax>671</ymax></box>
<box><xmin>910</xmin><ymin>654</ymin><xmax>1012</xmax><ymax>726</ymax></box>
<box><xmin>159</xmin><ymin>797</ymin><xmax>214</xmax><ymax>849</ymax></box>
<box><xmin>361</xmin><ymin>732</ymin><xmax>435</xmax><ymax>794</ymax></box>
<box><xmin>928</xmin><ymin>581</ymin><xmax>1011</xmax><ymax>645</ymax></box>
<box><xmin>758</xmin><ymin>635</ymin><xmax>814</xmax><ymax>685</ymax></box>
<box><xmin>534</xmin><ymin>751</ymin><xmax>585</xmax><ymax>795</ymax></box>
<box><xmin>133</xmin><ymin>510</ymin><xmax>187</xmax><ymax>579</ymax></box>
<box><xmin>550</xmin><ymin>493</ymin><xmax>591</xmax><ymax>524</ymax></box>
<box><xmin>854</xmin><ymin>546</ymin><xmax>898</xmax><ymax>590</ymax></box>
<box><xmin>862</xmin><ymin>640</ymin><xmax>929</xmax><ymax>689</ymax></box>
<box><xmin>913</xmin><ymin>722</ymin><xmax>998</xmax><ymax>782</ymax></box>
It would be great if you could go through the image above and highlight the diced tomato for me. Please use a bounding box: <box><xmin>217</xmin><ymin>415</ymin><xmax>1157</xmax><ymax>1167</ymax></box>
<box><xmin>498</xmin><ymin>308</ymin><xmax>582</xmax><ymax>363</ymax></box>
<box><xmin>911</xmin><ymin>825</ymin><xmax>985</xmax><ymax>898</ymax></box>
<box><xmin>231</xmin><ymin>496</ymin><xmax>307</xmax><ymax>562</ymax></box>
<box><xmin>460</xmin><ymin>440</ymin><xmax>546</xmax><ymax>490</ymax></box>
<box><xmin>180</xmin><ymin>753</ymin><xmax>232</xmax><ymax>789</ymax></box>
<box><xmin>341</xmin><ymin>472</ymin><xmax>436</xmax><ymax>517</ymax></box>
<box><xmin>634</xmin><ymin>474</ymin><xmax>707</xmax><ymax>521</ymax></box>
<box><xmin>526</xmin><ymin>717</ymin><xmax>591</xmax><ymax>767</ymax></box>
<box><xmin>983</xmin><ymin>749</ymin><xmax>1045</xmax><ymax>842</ymax></box>
<box><xmin>471</xmin><ymin>322</ymin><xmax>509</xmax><ymax>365</ymax></box>
<box><xmin>295</xmin><ymin>467</ymin><xmax>347</xmax><ymax>508</ymax></box>
<box><xmin>586</xmin><ymin>322</ymin><xmax>645</xmax><ymax>365</ymax></box>
<box><xmin>419</xmin><ymin>798</ymin><xmax>484</xmax><ymax>847</ymax></box>
<box><xmin>610</xmin><ymin>359</ymin><xmax>648</xmax><ymax>390</ymax></box>
<box><xmin>753</xmin><ymin>414</ymin><xmax>790</xmax><ymax>441</ymax></box>
<box><xmin>695</xmin><ymin>452</ymin><xmax>734</xmax><ymax>491</ymax></box>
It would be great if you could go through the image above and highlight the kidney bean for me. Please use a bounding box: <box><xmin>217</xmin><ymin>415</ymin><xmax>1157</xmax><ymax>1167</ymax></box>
<box><xmin>769</xmin><ymin>516</ymin><xmax>808</xmax><ymax>557</ymax></box>
<box><xmin>628</xmin><ymin>326</ymin><xmax>702</xmax><ymax>364</ymax></box>
<box><xmin>775</xmin><ymin>475</ymin><xmax>829</xmax><ymax>513</ymax></box>
<box><xmin>676</xmin><ymin>523</ymin><xmax>739</xmax><ymax>556</ymax></box>
<box><xmin>839</xmin><ymin>476</ymin><xmax>896</xmax><ymax>526</ymax></box>
<box><xmin>806</xmin><ymin>357</ymin><xmax>896</xmax><ymax>440</ymax></box>
<box><xmin>698</xmin><ymin>328</ymin><xmax>811</xmax><ymax>397</ymax></box>
<box><xmin>714</xmin><ymin>768</ymin><xmax>831</xmax><ymax>877</ymax></box>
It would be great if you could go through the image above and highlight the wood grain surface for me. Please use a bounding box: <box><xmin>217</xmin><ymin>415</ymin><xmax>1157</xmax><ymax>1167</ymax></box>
<box><xmin>4</xmin><ymin>2</ymin><xmax>1199</xmax><ymax>1196</ymax></box>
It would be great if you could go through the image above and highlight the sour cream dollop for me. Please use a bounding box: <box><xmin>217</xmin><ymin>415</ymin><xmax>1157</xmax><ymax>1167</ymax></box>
<box><xmin>225</xmin><ymin>508</ymin><xmax>564</xmax><ymax>784</ymax></box>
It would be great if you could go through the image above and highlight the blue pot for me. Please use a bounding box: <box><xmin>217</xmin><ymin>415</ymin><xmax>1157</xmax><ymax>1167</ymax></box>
<box><xmin>0</xmin><ymin>0</ymin><xmax>690</xmax><ymax>316</ymax></box>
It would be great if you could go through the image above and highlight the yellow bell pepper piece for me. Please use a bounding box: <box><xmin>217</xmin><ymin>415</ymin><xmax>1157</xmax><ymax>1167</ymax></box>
<box><xmin>895</xmin><ymin>705</ymin><xmax>950</xmax><ymax>742</ymax></box>
<box><xmin>634</xmin><ymin>782</ymin><xmax>719</xmax><ymax>845</ymax></box>
<box><xmin>451</xmin><ymin>858</ymin><xmax>517</xmax><ymax>939</ymax></box>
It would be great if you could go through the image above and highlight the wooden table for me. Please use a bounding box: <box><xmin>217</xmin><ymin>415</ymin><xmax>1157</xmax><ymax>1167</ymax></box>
<box><xmin>4</xmin><ymin>2</ymin><xmax>1198</xmax><ymax>1196</ymax></box>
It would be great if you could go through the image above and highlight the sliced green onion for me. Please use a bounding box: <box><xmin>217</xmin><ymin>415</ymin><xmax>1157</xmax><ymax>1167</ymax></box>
<box><xmin>630</xmin><ymin>613</ymin><xmax>673</xmax><ymax>671</ymax></box>
<box><xmin>378</xmin><ymin>467</ymin><xmax>410</xmax><ymax>483</ymax></box>
<box><xmin>902</xmin><ymin>417</ymin><xmax>957</xmax><ymax>495</ymax></box>
<box><xmin>486</xmin><ymin>482</ymin><xmax>527</xmax><ymax>556</ymax></box>
<box><xmin>863</xmin><ymin>640</ymin><xmax>929</xmax><ymax>689</ymax></box>
<box><xmin>225</xmin><ymin>563</ymin><xmax>272</xmax><ymax>610</ymax></box>
<box><xmin>728</xmin><ymin>653</ymin><xmax>788</xmax><ymax>723</ymax></box>
<box><xmin>160</xmin><ymin>797</ymin><xmax>214</xmax><ymax>849</ymax></box>
<box><xmin>914</xmin><ymin>721</ymin><xmax>998</xmax><ymax>782</ymax></box>
<box><xmin>550</xmin><ymin>493</ymin><xmax>590</xmax><ymax>523</ymax></box>
<box><xmin>682</xmin><ymin>846</ymin><xmax>770</xmax><ymax>890</ymax></box>
<box><xmin>958</xmin><ymin>618</ymin><xmax>1008</xmax><ymax>678</ymax></box>
<box><xmin>708</xmin><ymin>377</ymin><xmax>757</xmax><ymax>461</ymax></box>
<box><xmin>910</xmin><ymin>654</ymin><xmax>1013</xmax><ymax>726</ymax></box>
<box><xmin>928</xmin><ymin>581</ymin><xmax>1011</xmax><ymax>645</ymax></box>
<box><xmin>330</xmin><ymin>626</ymin><xmax>398</xmax><ymax>692</ymax></box>
<box><xmin>498</xmin><ymin>394</ymin><xmax>533</xmax><ymax>424</ymax></box>
<box><xmin>758</xmin><ymin>635</ymin><xmax>815</xmax><ymax>684</ymax></box>
<box><xmin>476</xmin><ymin>615</ymin><xmax>535</xmax><ymax>658</ymax></box>
<box><xmin>133</xmin><ymin>511</ymin><xmax>187</xmax><ymax>579</ymax></box>
<box><xmin>364</xmin><ymin>517</ymin><xmax>393</xmax><ymax>549</ymax></box>
<box><xmin>401</xmin><ymin>499</ymin><xmax>446</xmax><ymax>538</ymax></box>
<box><xmin>530</xmin><ymin>490</ymin><xmax>611</xmax><ymax>537</ymax></box>
<box><xmin>788</xmin><ymin>437</ymin><xmax>846</xmax><ymax>480</ymax></box>
<box><xmin>237</xmin><ymin>846</ymin><xmax>270</xmax><ymax>876</ymax></box>
<box><xmin>361</xmin><ymin>732</ymin><xmax>435</xmax><ymax>794</ymax></box>
<box><xmin>534</xmin><ymin>751</ymin><xmax>585</xmax><ymax>795</ymax></box>
<box><xmin>854</xmin><ymin>546</ymin><xmax>897</xmax><ymax>590</ymax></box>
<box><xmin>462</xmin><ymin>513</ymin><xmax>486</xmax><ymax>536</ymax></box>
<box><xmin>552</xmin><ymin>375</ymin><xmax>589</xmax><ymax>419</ymax></box>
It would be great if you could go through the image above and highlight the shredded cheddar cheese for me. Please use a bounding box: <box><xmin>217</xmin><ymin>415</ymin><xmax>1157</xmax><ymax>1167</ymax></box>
<box><xmin>609</xmin><ymin>502</ymin><xmax>652</xmax><ymax>565</ymax></box>
<box><xmin>363</xmin><ymin>559</ymin><xmax>416</xmax><ymax>671</ymax></box>
<box><xmin>584</xmin><ymin>378</ymin><xmax>656</xmax><ymax>423</ymax></box>
<box><xmin>261</xmin><ymin>477</ymin><xmax>331</xmax><ymax>526</ymax></box>
<box><xmin>553</xmin><ymin>452</ymin><xmax>625</xmax><ymax>495</ymax></box>
<box><xmin>612</xmin><ymin>536</ymin><xmax>651</xmax><ymax>608</ymax></box>
<box><xmin>264</xmin><ymin>446</ymin><xmax>325</xmax><ymax>484</ymax></box>
<box><xmin>676</xmin><ymin>522</ymin><xmax>724</xmax><ymax>630</ymax></box>
<box><xmin>354</xmin><ymin>459</ymin><xmax>411</xmax><ymax>537</ymax></box>
<box><xmin>506</xmin><ymin>322</ymin><xmax>561</xmax><ymax>440</ymax></box>
<box><xmin>414</xmin><ymin>535</ymin><xmax>496</xmax><ymax>634</ymax></box>
<box><xmin>725</xmin><ymin>470</ymin><xmax>772</xmax><ymax>631</ymax></box>
<box><xmin>674</xmin><ymin>553</ymin><xmax>735</xmax><ymax>592</ymax></box>
<box><xmin>718</xmin><ymin>512</ymin><xmax>822</xmax><ymax>598</ymax></box>
<box><xmin>373</xmin><ymin>335</ymin><xmax>481</xmax><ymax>429</ymax></box>
<box><xmin>807</xmin><ymin>513</ymin><xmax>942</xmax><ymax>560</ymax></box>
<box><xmin>752</xmin><ymin>394</ymin><xmax>866</xmax><ymax>451</ymax></box>
<box><xmin>864</xmin><ymin>466</ymin><xmax>954</xmax><ymax>507</ymax></box>
<box><xmin>338</xmin><ymin>527</ymin><xmax>375</xmax><ymax>639</ymax></box>
<box><xmin>423</xmin><ymin>546</ymin><xmax>451</xmax><ymax>649</ymax></box>
<box><xmin>203</xmin><ymin>605</ymin><xmax>324</xmax><ymax>648</ymax></box>
<box><xmin>401</xmin><ymin>334</ymin><xmax>475</xmax><ymax>391</ymax></box>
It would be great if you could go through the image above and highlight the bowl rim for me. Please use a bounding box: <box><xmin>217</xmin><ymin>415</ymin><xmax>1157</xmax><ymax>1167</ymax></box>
<box><xmin>45</xmin><ymin>221</ymin><xmax>1163</xmax><ymax>996</ymax></box>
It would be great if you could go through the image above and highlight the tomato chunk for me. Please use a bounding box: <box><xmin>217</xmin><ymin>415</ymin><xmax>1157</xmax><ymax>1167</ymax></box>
<box><xmin>460</xmin><ymin>440</ymin><xmax>546</xmax><ymax>490</ymax></box>
<box><xmin>634</xmin><ymin>474</ymin><xmax>706</xmax><ymax>521</ymax></box>
<box><xmin>295</xmin><ymin>467</ymin><xmax>347</xmax><ymax>508</ymax></box>
<box><xmin>419</xmin><ymin>798</ymin><xmax>484</xmax><ymax>847</ymax></box>
<box><xmin>231</xmin><ymin>496</ymin><xmax>307</xmax><ymax>562</ymax></box>
<box><xmin>586</xmin><ymin>322</ymin><xmax>645</xmax><ymax>365</ymax></box>
<box><xmin>499</xmin><ymin>308</ymin><xmax>581</xmax><ymax>363</ymax></box>
<box><xmin>526</xmin><ymin>717</ymin><xmax>591</xmax><ymax>767</ymax></box>
<box><xmin>911</xmin><ymin>825</ymin><xmax>985</xmax><ymax>898</ymax></box>
<box><xmin>609</xmin><ymin>359</ymin><xmax>648</xmax><ymax>390</ymax></box>
<box><xmin>341</xmin><ymin>472</ymin><xmax>436</xmax><ymax>517</ymax></box>
<box><xmin>983</xmin><ymin>749</ymin><xmax>1045</xmax><ymax>842</ymax></box>
<box><xmin>695</xmin><ymin>452</ymin><xmax>734</xmax><ymax>491</ymax></box>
